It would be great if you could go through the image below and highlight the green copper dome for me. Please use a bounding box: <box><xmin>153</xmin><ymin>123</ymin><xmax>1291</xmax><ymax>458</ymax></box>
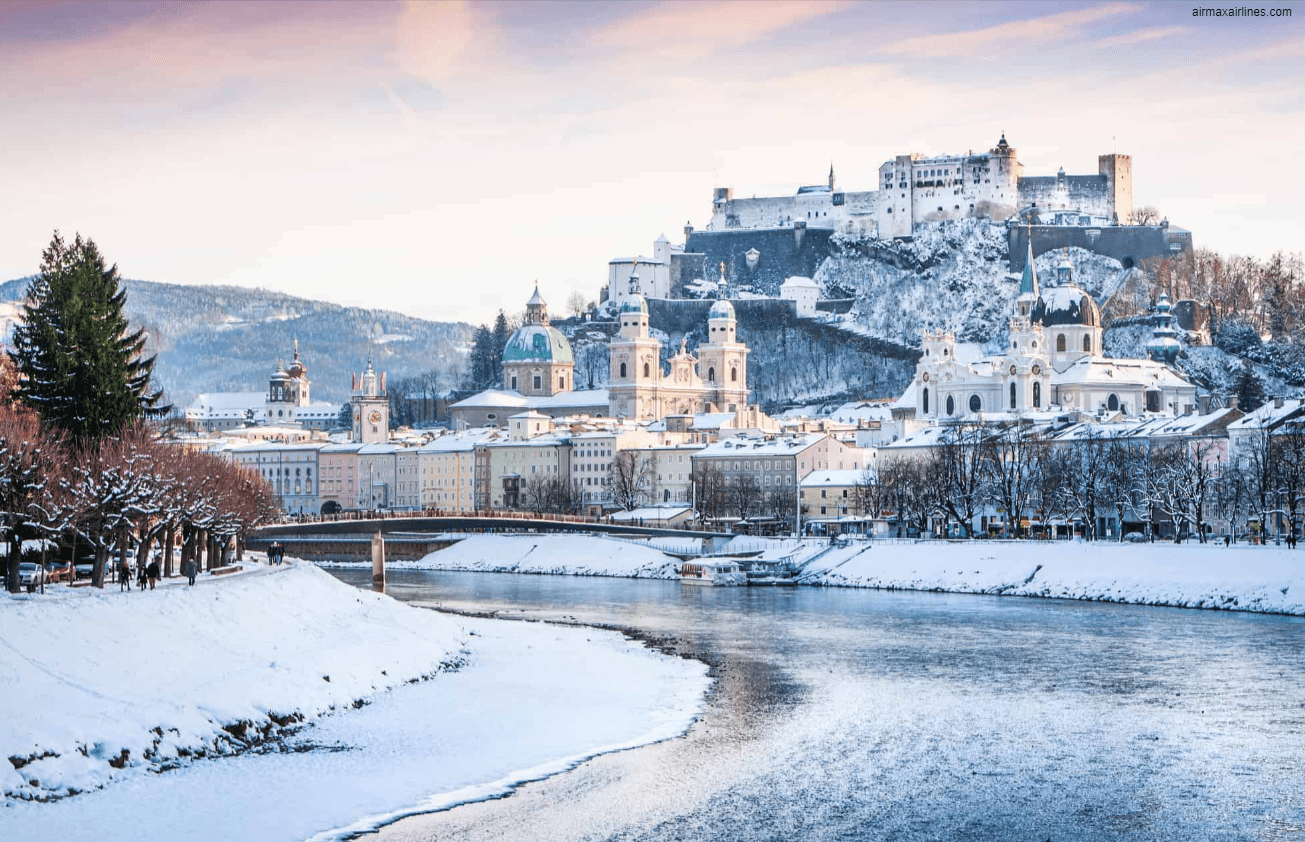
<box><xmin>620</xmin><ymin>294</ymin><xmax>649</xmax><ymax>315</ymax></box>
<box><xmin>503</xmin><ymin>323</ymin><xmax>574</xmax><ymax>364</ymax></box>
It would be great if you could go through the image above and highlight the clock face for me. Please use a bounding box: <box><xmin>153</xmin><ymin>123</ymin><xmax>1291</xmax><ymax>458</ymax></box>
<box><xmin>1032</xmin><ymin>364</ymin><xmax>1042</xmax><ymax>375</ymax></box>
<box><xmin>368</xmin><ymin>409</ymin><xmax>382</xmax><ymax>425</ymax></box>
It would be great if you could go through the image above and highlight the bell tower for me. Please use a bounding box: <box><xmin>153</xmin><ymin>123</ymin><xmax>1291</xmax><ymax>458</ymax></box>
<box><xmin>697</xmin><ymin>298</ymin><xmax>749</xmax><ymax>412</ymax></box>
<box><xmin>608</xmin><ymin>266</ymin><xmax>663</xmax><ymax>419</ymax></box>
<box><xmin>351</xmin><ymin>358</ymin><xmax>389</xmax><ymax>444</ymax></box>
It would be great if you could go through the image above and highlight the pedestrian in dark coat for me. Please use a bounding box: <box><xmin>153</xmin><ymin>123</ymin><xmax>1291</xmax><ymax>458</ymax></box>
<box><xmin>119</xmin><ymin>560</ymin><xmax>132</xmax><ymax>592</ymax></box>
<box><xmin>146</xmin><ymin>559</ymin><xmax>161</xmax><ymax>590</ymax></box>
<box><xmin>183</xmin><ymin>558</ymin><xmax>198</xmax><ymax>586</ymax></box>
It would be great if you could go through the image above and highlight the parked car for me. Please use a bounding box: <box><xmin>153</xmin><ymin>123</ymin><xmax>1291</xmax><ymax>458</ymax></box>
<box><xmin>44</xmin><ymin>560</ymin><xmax>73</xmax><ymax>583</ymax></box>
<box><xmin>74</xmin><ymin>557</ymin><xmax>97</xmax><ymax>579</ymax></box>
<box><xmin>18</xmin><ymin>562</ymin><xmax>45</xmax><ymax>588</ymax></box>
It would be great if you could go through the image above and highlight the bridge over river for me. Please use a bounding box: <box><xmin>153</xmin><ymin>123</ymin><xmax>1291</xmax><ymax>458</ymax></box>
<box><xmin>249</xmin><ymin>514</ymin><xmax>734</xmax><ymax>560</ymax></box>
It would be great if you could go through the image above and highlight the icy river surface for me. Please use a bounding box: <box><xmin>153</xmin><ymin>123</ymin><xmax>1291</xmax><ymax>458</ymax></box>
<box><xmin>331</xmin><ymin>568</ymin><xmax>1305</xmax><ymax>842</ymax></box>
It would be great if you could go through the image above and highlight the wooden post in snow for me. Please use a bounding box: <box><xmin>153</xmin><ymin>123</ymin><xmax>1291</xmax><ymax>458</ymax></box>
<box><xmin>371</xmin><ymin>532</ymin><xmax>386</xmax><ymax>593</ymax></box>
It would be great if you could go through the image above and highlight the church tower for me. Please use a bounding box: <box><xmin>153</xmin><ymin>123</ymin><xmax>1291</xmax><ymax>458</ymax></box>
<box><xmin>266</xmin><ymin>338</ymin><xmax>311</xmax><ymax>425</ymax></box>
<box><xmin>351</xmin><ymin>358</ymin><xmax>389</xmax><ymax>444</ymax></box>
<box><xmin>607</xmin><ymin>266</ymin><xmax>663</xmax><ymax>420</ymax></box>
<box><xmin>697</xmin><ymin>298</ymin><xmax>749</xmax><ymax>412</ymax></box>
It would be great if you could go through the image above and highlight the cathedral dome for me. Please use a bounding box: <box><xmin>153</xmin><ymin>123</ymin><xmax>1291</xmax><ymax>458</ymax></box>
<box><xmin>1031</xmin><ymin>286</ymin><xmax>1100</xmax><ymax>327</ymax></box>
<box><xmin>503</xmin><ymin>323</ymin><xmax>574</xmax><ymax>365</ymax></box>
<box><xmin>709</xmin><ymin>299</ymin><xmax>735</xmax><ymax>320</ymax></box>
<box><xmin>620</xmin><ymin>294</ymin><xmax>649</xmax><ymax>315</ymax></box>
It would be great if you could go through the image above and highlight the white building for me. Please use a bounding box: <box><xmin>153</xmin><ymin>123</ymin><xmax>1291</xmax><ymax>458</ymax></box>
<box><xmin>186</xmin><ymin>341</ymin><xmax>339</xmax><ymax>433</ymax></box>
<box><xmin>779</xmin><ymin>276</ymin><xmax>820</xmax><ymax>318</ymax></box>
<box><xmin>906</xmin><ymin>249</ymin><xmax>1197</xmax><ymax>421</ymax></box>
<box><xmin>222</xmin><ymin>441</ymin><xmax>326</xmax><ymax>516</ymax></box>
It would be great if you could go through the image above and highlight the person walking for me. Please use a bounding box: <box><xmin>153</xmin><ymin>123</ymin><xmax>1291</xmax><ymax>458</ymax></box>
<box><xmin>146</xmin><ymin>558</ymin><xmax>160</xmax><ymax>590</ymax></box>
<box><xmin>183</xmin><ymin>557</ymin><xmax>198</xmax><ymax>586</ymax></box>
<box><xmin>119</xmin><ymin>558</ymin><xmax>132</xmax><ymax>592</ymax></box>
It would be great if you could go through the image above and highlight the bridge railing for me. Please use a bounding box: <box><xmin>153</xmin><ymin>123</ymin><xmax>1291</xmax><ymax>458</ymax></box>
<box><xmin>274</xmin><ymin>507</ymin><xmax>723</xmax><ymax>533</ymax></box>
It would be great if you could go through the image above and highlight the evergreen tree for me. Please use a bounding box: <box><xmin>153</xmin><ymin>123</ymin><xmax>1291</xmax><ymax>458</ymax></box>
<box><xmin>10</xmin><ymin>232</ymin><xmax>168</xmax><ymax>443</ymax></box>
<box><xmin>468</xmin><ymin>325</ymin><xmax>496</xmax><ymax>388</ymax></box>
<box><xmin>491</xmin><ymin>310</ymin><xmax>511</xmax><ymax>387</ymax></box>
<box><xmin>337</xmin><ymin>402</ymin><xmax>353</xmax><ymax>430</ymax></box>
<box><xmin>1234</xmin><ymin>362</ymin><xmax>1266</xmax><ymax>412</ymax></box>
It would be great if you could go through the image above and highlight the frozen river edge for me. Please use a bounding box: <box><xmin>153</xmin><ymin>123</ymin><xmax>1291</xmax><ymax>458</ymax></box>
<box><xmin>322</xmin><ymin>534</ymin><xmax>1305</xmax><ymax>617</ymax></box>
<box><xmin>1</xmin><ymin>559</ymin><xmax>712</xmax><ymax>842</ymax></box>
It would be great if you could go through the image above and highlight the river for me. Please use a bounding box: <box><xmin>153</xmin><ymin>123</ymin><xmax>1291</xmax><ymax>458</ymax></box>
<box><xmin>328</xmin><ymin>568</ymin><xmax>1305</xmax><ymax>842</ymax></box>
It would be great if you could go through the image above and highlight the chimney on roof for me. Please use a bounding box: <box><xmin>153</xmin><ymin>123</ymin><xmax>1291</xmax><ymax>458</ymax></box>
<box><xmin>1276</xmin><ymin>396</ymin><xmax>1285</xmax><ymax>409</ymax></box>
<box><xmin>1197</xmin><ymin>394</ymin><xmax>1211</xmax><ymax>415</ymax></box>
<box><xmin>1228</xmin><ymin>395</ymin><xmax>1239</xmax><ymax>411</ymax></box>
<box><xmin>1183</xmin><ymin>403</ymin><xmax>1194</xmax><ymax>416</ymax></box>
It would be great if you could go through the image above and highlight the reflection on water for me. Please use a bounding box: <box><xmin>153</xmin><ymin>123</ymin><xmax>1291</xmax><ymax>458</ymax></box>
<box><xmin>328</xmin><ymin>568</ymin><xmax>1305</xmax><ymax>842</ymax></box>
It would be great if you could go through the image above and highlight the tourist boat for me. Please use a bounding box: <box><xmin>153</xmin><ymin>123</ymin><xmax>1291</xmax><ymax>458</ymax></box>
<box><xmin>680</xmin><ymin>560</ymin><xmax>746</xmax><ymax>586</ymax></box>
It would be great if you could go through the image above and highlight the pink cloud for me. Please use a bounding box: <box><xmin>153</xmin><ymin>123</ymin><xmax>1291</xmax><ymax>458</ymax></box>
<box><xmin>882</xmin><ymin>4</ymin><xmax>1138</xmax><ymax>57</ymax></box>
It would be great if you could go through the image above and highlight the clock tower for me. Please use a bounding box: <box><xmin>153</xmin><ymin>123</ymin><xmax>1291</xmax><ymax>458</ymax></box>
<box><xmin>350</xmin><ymin>358</ymin><xmax>389</xmax><ymax>444</ymax></box>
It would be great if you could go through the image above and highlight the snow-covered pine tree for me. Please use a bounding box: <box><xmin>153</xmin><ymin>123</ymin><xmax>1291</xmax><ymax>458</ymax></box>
<box><xmin>10</xmin><ymin>231</ymin><xmax>169</xmax><ymax>444</ymax></box>
<box><xmin>491</xmin><ymin>310</ymin><xmax>511</xmax><ymax>387</ymax></box>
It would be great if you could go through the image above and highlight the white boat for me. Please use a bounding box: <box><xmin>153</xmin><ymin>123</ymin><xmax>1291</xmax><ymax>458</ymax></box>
<box><xmin>680</xmin><ymin>560</ymin><xmax>747</xmax><ymax>586</ymax></box>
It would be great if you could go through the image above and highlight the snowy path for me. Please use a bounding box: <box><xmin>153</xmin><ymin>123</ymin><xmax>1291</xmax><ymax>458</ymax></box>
<box><xmin>1</xmin><ymin>616</ymin><xmax>709</xmax><ymax>842</ymax></box>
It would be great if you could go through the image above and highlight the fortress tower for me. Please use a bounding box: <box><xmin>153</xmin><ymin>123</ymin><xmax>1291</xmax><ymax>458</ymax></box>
<box><xmin>1098</xmin><ymin>153</ymin><xmax>1134</xmax><ymax>224</ymax></box>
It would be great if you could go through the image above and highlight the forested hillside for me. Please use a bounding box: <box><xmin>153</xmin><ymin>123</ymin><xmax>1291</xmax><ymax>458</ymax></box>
<box><xmin>0</xmin><ymin>278</ymin><xmax>471</xmax><ymax>409</ymax></box>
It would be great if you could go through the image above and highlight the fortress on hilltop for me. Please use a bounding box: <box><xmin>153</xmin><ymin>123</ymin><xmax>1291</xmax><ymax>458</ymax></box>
<box><xmin>707</xmin><ymin>134</ymin><xmax>1133</xmax><ymax>239</ymax></box>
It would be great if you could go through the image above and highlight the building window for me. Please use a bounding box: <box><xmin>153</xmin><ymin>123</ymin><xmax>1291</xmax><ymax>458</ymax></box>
<box><xmin>946</xmin><ymin>396</ymin><xmax>955</xmax><ymax>416</ymax></box>
<box><xmin>1010</xmin><ymin>382</ymin><xmax>1016</xmax><ymax>409</ymax></box>
<box><xmin>708</xmin><ymin>367</ymin><xmax>716</xmax><ymax>383</ymax></box>
<box><xmin>619</xmin><ymin>362</ymin><xmax>627</xmax><ymax>378</ymax></box>
<box><xmin>559</xmin><ymin>375</ymin><xmax>566</xmax><ymax>389</ymax></box>
<box><xmin>1056</xmin><ymin>334</ymin><xmax>1066</xmax><ymax>352</ymax></box>
<box><xmin>1083</xmin><ymin>334</ymin><xmax>1092</xmax><ymax>353</ymax></box>
<box><xmin>922</xmin><ymin>388</ymin><xmax>929</xmax><ymax>414</ymax></box>
<box><xmin>1108</xmin><ymin>393</ymin><xmax>1119</xmax><ymax>412</ymax></box>
<box><xmin>643</xmin><ymin>362</ymin><xmax>650</xmax><ymax>378</ymax></box>
<box><xmin>1033</xmin><ymin>382</ymin><xmax>1041</xmax><ymax>408</ymax></box>
<box><xmin>969</xmin><ymin>394</ymin><xmax>981</xmax><ymax>413</ymax></box>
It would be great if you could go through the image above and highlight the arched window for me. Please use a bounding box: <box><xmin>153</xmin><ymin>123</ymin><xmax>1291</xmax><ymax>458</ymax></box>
<box><xmin>619</xmin><ymin>362</ymin><xmax>627</xmax><ymax>378</ymax></box>
<box><xmin>1033</xmin><ymin>382</ymin><xmax>1041</xmax><ymax>408</ymax></box>
<box><xmin>969</xmin><ymin>394</ymin><xmax>981</xmax><ymax>413</ymax></box>
<box><xmin>511</xmin><ymin>375</ymin><xmax>518</xmax><ymax>390</ymax></box>
<box><xmin>1056</xmin><ymin>334</ymin><xmax>1066</xmax><ymax>352</ymax></box>
<box><xmin>922</xmin><ymin>388</ymin><xmax>929</xmax><ymax>414</ymax></box>
<box><xmin>643</xmin><ymin>362</ymin><xmax>650</xmax><ymax>378</ymax></box>
<box><xmin>559</xmin><ymin>375</ymin><xmax>565</xmax><ymax>389</ymax></box>
<box><xmin>664</xmin><ymin>489</ymin><xmax>670</xmax><ymax>502</ymax></box>
<box><xmin>1108</xmin><ymin>393</ymin><xmax>1119</xmax><ymax>411</ymax></box>
<box><xmin>1010</xmin><ymin>382</ymin><xmax>1017</xmax><ymax>409</ymax></box>
<box><xmin>946</xmin><ymin>396</ymin><xmax>955</xmax><ymax>416</ymax></box>
<box><xmin>731</xmin><ymin>367</ymin><xmax>738</xmax><ymax>382</ymax></box>
<box><xmin>1083</xmin><ymin>334</ymin><xmax>1092</xmax><ymax>353</ymax></box>
<box><xmin>708</xmin><ymin>366</ymin><xmax>716</xmax><ymax>383</ymax></box>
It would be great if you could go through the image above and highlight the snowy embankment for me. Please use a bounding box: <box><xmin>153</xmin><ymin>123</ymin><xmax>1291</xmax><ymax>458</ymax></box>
<box><xmin>801</xmin><ymin>540</ymin><xmax>1305</xmax><ymax>615</ymax></box>
<box><xmin>0</xmin><ymin>561</ymin><xmax>467</xmax><ymax>802</ymax></box>
<box><xmin>335</xmin><ymin>533</ymin><xmax>685</xmax><ymax>579</ymax></box>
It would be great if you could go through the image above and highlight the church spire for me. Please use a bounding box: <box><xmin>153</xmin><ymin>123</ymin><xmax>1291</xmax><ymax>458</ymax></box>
<box><xmin>1019</xmin><ymin>225</ymin><xmax>1038</xmax><ymax>296</ymax></box>
<box><xmin>828</xmin><ymin>162</ymin><xmax>836</xmax><ymax>191</ymax></box>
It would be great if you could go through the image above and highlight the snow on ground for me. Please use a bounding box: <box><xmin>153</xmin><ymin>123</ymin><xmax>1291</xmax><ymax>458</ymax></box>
<box><xmin>1</xmin><ymin>615</ymin><xmax>709</xmax><ymax>842</ymax></box>
<box><xmin>351</xmin><ymin>534</ymin><xmax>685</xmax><ymax>579</ymax></box>
<box><xmin>0</xmin><ymin>560</ymin><xmax>466</xmax><ymax>803</ymax></box>
<box><xmin>803</xmin><ymin>540</ymin><xmax>1305</xmax><ymax>615</ymax></box>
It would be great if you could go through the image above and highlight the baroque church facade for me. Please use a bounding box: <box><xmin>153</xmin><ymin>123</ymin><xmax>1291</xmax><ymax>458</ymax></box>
<box><xmin>909</xmin><ymin>245</ymin><xmax>1197</xmax><ymax>421</ymax></box>
<box><xmin>607</xmin><ymin>270</ymin><xmax>750</xmax><ymax>420</ymax></box>
<box><xmin>449</xmin><ymin>283</ymin><xmax>753</xmax><ymax>428</ymax></box>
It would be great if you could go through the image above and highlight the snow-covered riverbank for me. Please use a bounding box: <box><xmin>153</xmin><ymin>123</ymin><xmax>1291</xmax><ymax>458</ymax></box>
<box><xmin>364</xmin><ymin>534</ymin><xmax>1305</xmax><ymax>616</ymax></box>
<box><xmin>2</xmin><ymin>557</ymin><xmax>712</xmax><ymax>842</ymax></box>
<box><xmin>1</xmin><ymin>560</ymin><xmax>467</xmax><ymax>802</ymax></box>
<box><xmin>802</xmin><ymin>540</ymin><xmax>1305</xmax><ymax>615</ymax></box>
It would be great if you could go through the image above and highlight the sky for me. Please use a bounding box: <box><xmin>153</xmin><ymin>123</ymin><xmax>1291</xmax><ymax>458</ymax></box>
<box><xmin>1</xmin><ymin>0</ymin><xmax>1302</xmax><ymax>325</ymax></box>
